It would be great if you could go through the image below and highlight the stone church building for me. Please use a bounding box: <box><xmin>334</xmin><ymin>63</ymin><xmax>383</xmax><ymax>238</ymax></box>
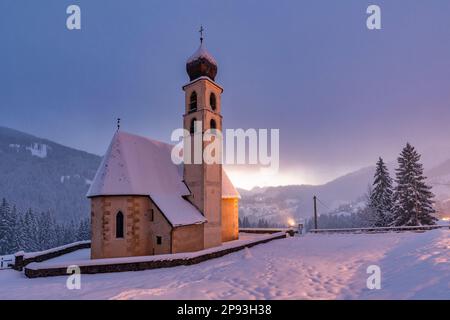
<box><xmin>87</xmin><ymin>37</ymin><xmax>240</xmax><ymax>259</ymax></box>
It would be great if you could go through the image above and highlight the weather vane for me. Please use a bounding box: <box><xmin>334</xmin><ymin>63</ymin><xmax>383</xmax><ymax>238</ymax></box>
<box><xmin>117</xmin><ymin>117</ymin><xmax>121</xmax><ymax>131</ymax></box>
<box><xmin>199</xmin><ymin>25</ymin><xmax>204</xmax><ymax>43</ymax></box>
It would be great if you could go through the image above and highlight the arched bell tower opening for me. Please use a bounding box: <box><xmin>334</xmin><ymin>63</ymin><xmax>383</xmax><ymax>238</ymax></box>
<box><xmin>210</xmin><ymin>119</ymin><xmax>217</xmax><ymax>130</ymax></box>
<box><xmin>183</xmin><ymin>30</ymin><xmax>224</xmax><ymax>249</ymax></box>
<box><xmin>189</xmin><ymin>91</ymin><xmax>198</xmax><ymax>112</ymax></box>
<box><xmin>210</xmin><ymin>93</ymin><xmax>217</xmax><ymax>111</ymax></box>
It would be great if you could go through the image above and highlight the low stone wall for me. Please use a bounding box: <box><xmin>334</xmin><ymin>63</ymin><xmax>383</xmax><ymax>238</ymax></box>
<box><xmin>25</xmin><ymin>233</ymin><xmax>287</xmax><ymax>278</ymax></box>
<box><xmin>240</xmin><ymin>228</ymin><xmax>296</xmax><ymax>236</ymax></box>
<box><xmin>309</xmin><ymin>225</ymin><xmax>450</xmax><ymax>234</ymax></box>
<box><xmin>14</xmin><ymin>241</ymin><xmax>91</xmax><ymax>271</ymax></box>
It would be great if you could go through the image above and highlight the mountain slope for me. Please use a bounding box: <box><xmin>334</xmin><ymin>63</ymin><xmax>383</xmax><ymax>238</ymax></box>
<box><xmin>0</xmin><ymin>126</ymin><xmax>101</xmax><ymax>222</ymax></box>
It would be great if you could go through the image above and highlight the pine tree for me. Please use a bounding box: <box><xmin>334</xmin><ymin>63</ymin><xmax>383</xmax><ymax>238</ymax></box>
<box><xmin>76</xmin><ymin>218</ymin><xmax>90</xmax><ymax>241</ymax></box>
<box><xmin>392</xmin><ymin>143</ymin><xmax>437</xmax><ymax>226</ymax></box>
<box><xmin>359</xmin><ymin>185</ymin><xmax>376</xmax><ymax>227</ymax></box>
<box><xmin>63</xmin><ymin>220</ymin><xmax>77</xmax><ymax>244</ymax></box>
<box><xmin>242</xmin><ymin>216</ymin><xmax>250</xmax><ymax>228</ymax></box>
<box><xmin>55</xmin><ymin>223</ymin><xmax>66</xmax><ymax>247</ymax></box>
<box><xmin>369</xmin><ymin>158</ymin><xmax>394</xmax><ymax>227</ymax></box>
<box><xmin>37</xmin><ymin>211</ymin><xmax>56</xmax><ymax>250</ymax></box>
<box><xmin>23</xmin><ymin>209</ymin><xmax>39</xmax><ymax>252</ymax></box>
<box><xmin>48</xmin><ymin>214</ymin><xmax>59</xmax><ymax>248</ymax></box>
<box><xmin>14</xmin><ymin>211</ymin><xmax>26</xmax><ymax>252</ymax></box>
<box><xmin>0</xmin><ymin>198</ymin><xmax>10</xmax><ymax>254</ymax></box>
<box><xmin>4</xmin><ymin>205</ymin><xmax>19</xmax><ymax>253</ymax></box>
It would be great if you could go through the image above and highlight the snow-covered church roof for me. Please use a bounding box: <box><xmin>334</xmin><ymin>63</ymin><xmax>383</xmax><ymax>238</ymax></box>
<box><xmin>222</xmin><ymin>170</ymin><xmax>240</xmax><ymax>199</ymax></box>
<box><xmin>87</xmin><ymin>131</ymin><xmax>240</xmax><ymax>227</ymax></box>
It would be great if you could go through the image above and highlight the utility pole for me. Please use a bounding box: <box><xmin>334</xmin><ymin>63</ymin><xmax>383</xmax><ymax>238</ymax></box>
<box><xmin>313</xmin><ymin>195</ymin><xmax>318</xmax><ymax>230</ymax></box>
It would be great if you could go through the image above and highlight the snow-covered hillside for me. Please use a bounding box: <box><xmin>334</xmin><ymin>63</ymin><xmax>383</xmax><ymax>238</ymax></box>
<box><xmin>0</xmin><ymin>126</ymin><xmax>101</xmax><ymax>222</ymax></box>
<box><xmin>0</xmin><ymin>229</ymin><xmax>448</xmax><ymax>299</ymax></box>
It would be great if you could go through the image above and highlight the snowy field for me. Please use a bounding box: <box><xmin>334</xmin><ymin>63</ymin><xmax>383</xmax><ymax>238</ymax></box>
<box><xmin>0</xmin><ymin>229</ymin><xmax>448</xmax><ymax>300</ymax></box>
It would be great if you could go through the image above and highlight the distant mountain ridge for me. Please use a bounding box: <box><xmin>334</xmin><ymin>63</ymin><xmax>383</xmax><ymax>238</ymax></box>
<box><xmin>238</xmin><ymin>166</ymin><xmax>376</xmax><ymax>225</ymax></box>
<box><xmin>0</xmin><ymin>126</ymin><xmax>101</xmax><ymax>222</ymax></box>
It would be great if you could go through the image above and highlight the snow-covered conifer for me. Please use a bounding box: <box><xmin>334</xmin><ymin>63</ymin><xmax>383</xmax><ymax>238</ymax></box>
<box><xmin>392</xmin><ymin>143</ymin><xmax>437</xmax><ymax>226</ymax></box>
<box><xmin>369</xmin><ymin>157</ymin><xmax>394</xmax><ymax>227</ymax></box>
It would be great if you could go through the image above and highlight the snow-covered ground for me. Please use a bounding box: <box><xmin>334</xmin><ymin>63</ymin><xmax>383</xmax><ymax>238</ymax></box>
<box><xmin>0</xmin><ymin>229</ymin><xmax>448</xmax><ymax>300</ymax></box>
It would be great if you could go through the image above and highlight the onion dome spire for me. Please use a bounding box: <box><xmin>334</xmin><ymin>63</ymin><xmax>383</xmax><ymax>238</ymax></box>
<box><xmin>186</xmin><ymin>26</ymin><xmax>218</xmax><ymax>81</ymax></box>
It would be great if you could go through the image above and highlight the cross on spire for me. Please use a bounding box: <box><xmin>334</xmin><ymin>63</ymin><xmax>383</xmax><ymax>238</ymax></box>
<box><xmin>199</xmin><ymin>25</ymin><xmax>204</xmax><ymax>43</ymax></box>
<box><xmin>117</xmin><ymin>118</ymin><xmax>121</xmax><ymax>131</ymax></box>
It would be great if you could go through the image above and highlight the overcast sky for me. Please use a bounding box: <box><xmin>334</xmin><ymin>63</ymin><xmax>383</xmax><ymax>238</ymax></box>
<box><xmin>2</xmin><ymin>0</ymin><xmax>450</xmax><ymax>189</ymax></box>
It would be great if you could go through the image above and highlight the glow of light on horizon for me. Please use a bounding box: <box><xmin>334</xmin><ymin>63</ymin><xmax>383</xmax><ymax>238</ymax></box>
<box><xmin>287</xmin><ymin>218</ymin><xmax>296</xmax><ymax>227</ymax></box>
<box><xmin>224</xmin><ymin>164</ymin><xmax>363</xmax><ymax>190</ymax></box>
<box><xmin>225</xmin><ymin>167</ymin><xmax>313</xmax><ymax>190</ymax></box>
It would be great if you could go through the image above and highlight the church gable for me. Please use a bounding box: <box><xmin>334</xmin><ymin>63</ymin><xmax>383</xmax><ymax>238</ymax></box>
<box><xmin>87</xmin><ymin>131</ymin><xmax>206</xmax><ymax>227</ymax></box>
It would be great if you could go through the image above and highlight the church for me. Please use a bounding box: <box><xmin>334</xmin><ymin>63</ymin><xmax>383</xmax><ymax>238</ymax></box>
<box><xmin>86</xmin><ymin>35</ymin><xmax>240</xmax><ymax>259</ymax></box>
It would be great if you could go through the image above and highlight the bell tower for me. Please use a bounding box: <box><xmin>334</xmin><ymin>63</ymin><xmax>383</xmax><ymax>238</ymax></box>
<box><xmin>183</xmin><ymin>29</ymin><xmax>223</xmax><ymax>249</ymax></box>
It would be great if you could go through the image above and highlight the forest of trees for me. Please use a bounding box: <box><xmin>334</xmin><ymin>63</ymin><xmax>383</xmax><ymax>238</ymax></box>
<box><xmin>304</xmin><ymin>205</ymin><xmax>374</xmax><ymax>231</ymax></box>
<box><xmin>305</xmin><ymin>143</ymin><xmax>437</xmax><ymax>231</ymax></box>
<box><xmin>239</xmin><ymin>216</ymin><xmax>284</xmax><ymax>229</ymax></box>
<box><xmin>367</xmin><ymin>143</ymin><xmax>437</xmax><ymax>227</ymax></box>
<box><xmin>0</xmin><ymin>198</ymin><xmax>90</xmax><ymax>255</ymax></box>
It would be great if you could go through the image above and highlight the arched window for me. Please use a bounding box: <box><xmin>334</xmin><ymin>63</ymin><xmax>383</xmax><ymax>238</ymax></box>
<box><xmin>210</xmin><ymin>119</ymin><xmax>217</xmax><ymax>130</ymax></box>
<box><xmin>116</xmin><ymin>211</ymin><xmax>124</xmax><ymax>239</ymax></box>
<box><xmin>190</xmin><ymin>118</ymin><xmax>197</xmax><ymax>134</ymax></box>
<box><xmin>210</xmin><ymin>93</ymin><xmax>217</xmax><ymax>111</ymax></box>
<box><xmin>189</xmin><ymin>91</ymin><xmax>197</xmax><ymax>112</ymax></box>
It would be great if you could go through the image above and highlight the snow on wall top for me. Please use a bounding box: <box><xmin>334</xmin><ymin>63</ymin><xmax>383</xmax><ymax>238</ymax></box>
<box><xmin>186</xmin><ymin>42</ymin><xmax>217</xmax><ymax>65</ymax></box>
<box><xmin>87</xmin><ymin>131</ymin><xmax>239</xmax><ymax>226</ymax></box>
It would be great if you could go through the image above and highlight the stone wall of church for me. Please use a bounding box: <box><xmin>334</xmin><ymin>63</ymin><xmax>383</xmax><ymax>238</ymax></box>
<box><xmin>221</xmin><ymin>198</ymin><xmax>239</xmax><ymax>242</ymax></box>
<box><xmin>171</xmin><ymin>223</ymin><xmax>204</xmax><ymax>254</ymax></box>
<box><xmin>147</xmin><ymin>198</ymin><xmax>172</xmax><ymax>255</ymax></box>
<box><xmin>90</xmin><ymin>195</ymin><xmax>172</xmax><ymax>259</ymax></box>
